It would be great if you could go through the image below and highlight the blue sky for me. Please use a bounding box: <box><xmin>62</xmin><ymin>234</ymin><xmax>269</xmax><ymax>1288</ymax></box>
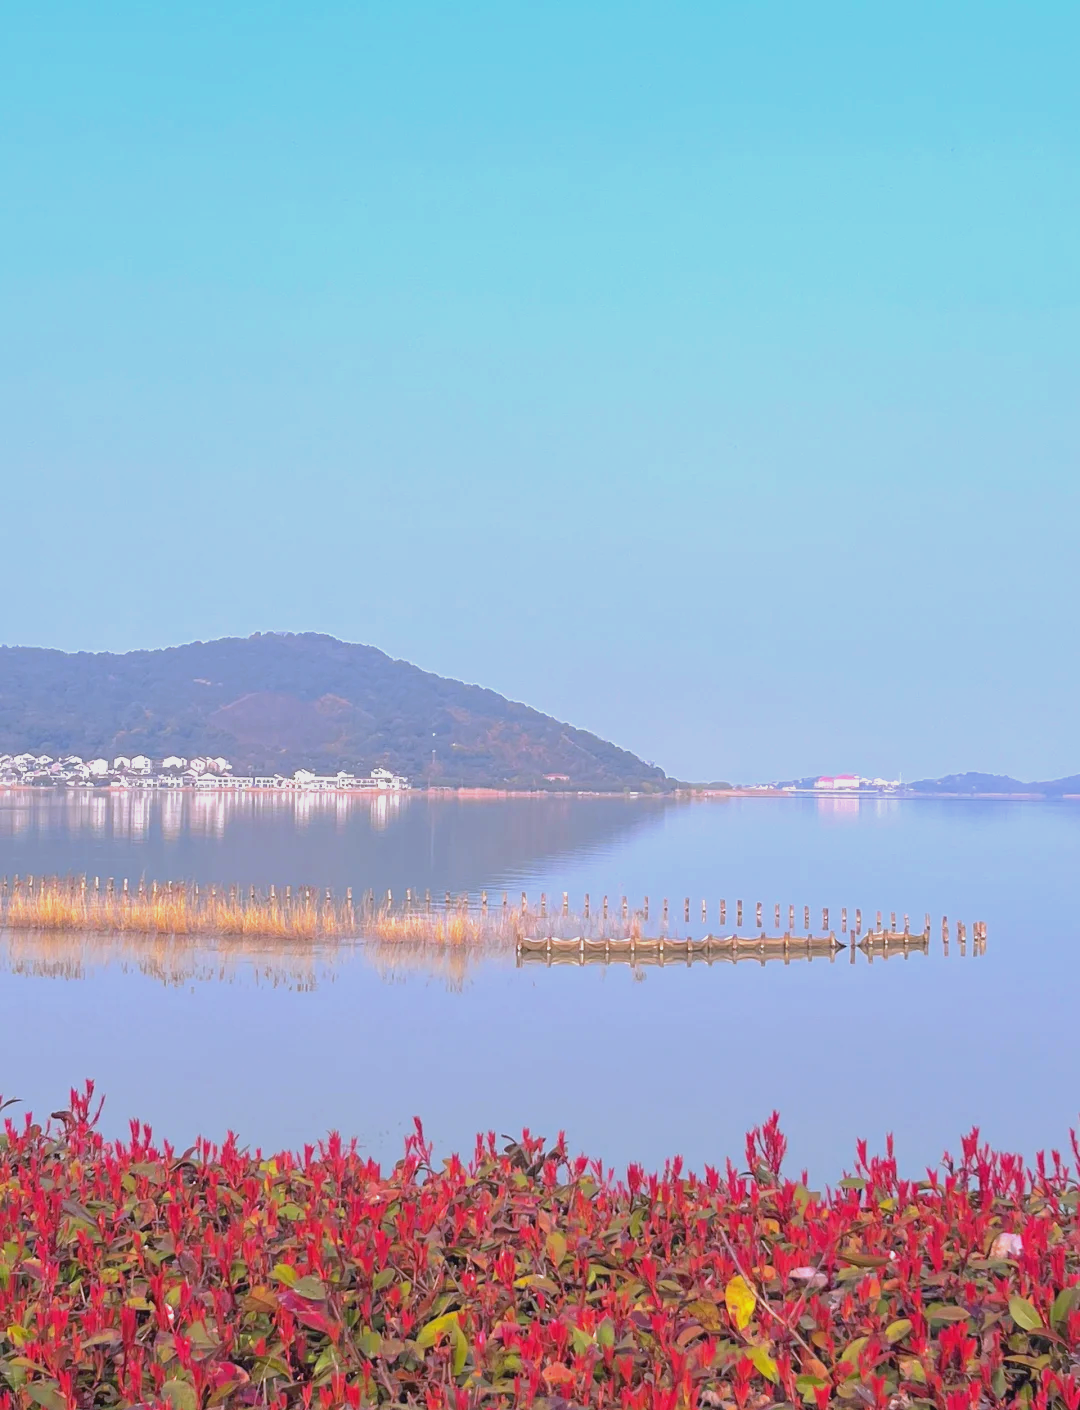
<box><xmin>2</xmin><ymin>3</ymin><xmax>1077</xmax><ymax>782</ymax></box>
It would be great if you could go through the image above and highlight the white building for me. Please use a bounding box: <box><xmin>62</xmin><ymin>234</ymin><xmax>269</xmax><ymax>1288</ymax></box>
<box><xmin>130</xmin><ymin>755</ymin><xmax>153</xmax><ymax>773</ymax></box>
<box><xmin>161</xmin><ymin>756</ymin><xmax>187</xmax><ymax>770</ymax></box>
<box><xmin>112</xmin><ymin>756</ymin><xmax>132</xmax><ymax>772</ymax></box>
<box><xmin>87</xmin><ymin>758</ymin><xmax>110</xmax><ymax>776</ymax></box>
<box><xmin>814</xmin><ymin>774</ymin><xmax>860</xmax><ymax>792</ymax></box>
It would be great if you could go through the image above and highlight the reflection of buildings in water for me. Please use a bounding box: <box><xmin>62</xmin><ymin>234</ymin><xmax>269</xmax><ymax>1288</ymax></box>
<box><xmin>190</xmin><ymin>792</ymin><xmax>228</xmax><ymax>839</ymax></box>
<box><xmin>815</xmin><ymin>796</ymin><xmax>860</xmax><ymax>817</ymax></box>
<box><xmin>368</xmin><ymin>792</ymin><xmax>400</xmax><ymax>832</ymax></box>
<box><xmin>160</xmin><ymin>790</ymin><xmax>185</xmax><ymax>842</ymax></box>
<box><xmin>0</xmin><ymin>804</ymin><xmax>33</xmax><ymax>837</ymax></box>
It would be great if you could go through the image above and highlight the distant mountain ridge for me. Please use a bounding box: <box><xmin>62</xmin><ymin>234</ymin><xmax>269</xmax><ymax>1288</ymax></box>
<box><xmin>908</xmin><ymin>771</ymin><xmax>1080</xmax><ymax>796</ymax></box>
<box><xmin>0</xmin><ymin>633</ymin><xmax>669</xmax><ymax>791</ymax></box>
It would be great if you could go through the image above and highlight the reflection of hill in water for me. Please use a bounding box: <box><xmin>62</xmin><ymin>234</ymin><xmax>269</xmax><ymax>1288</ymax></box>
<box><xmin>0</xmin><ymin>792</ymin><xmax>675</xmax><ymax>896</ymax></box>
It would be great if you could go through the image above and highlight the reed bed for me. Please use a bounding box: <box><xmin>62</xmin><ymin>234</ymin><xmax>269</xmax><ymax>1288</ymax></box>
<box><xmin>0</xmin><ymin>874</ymin><xmax>529</xmax><ymax>947</ymax></box>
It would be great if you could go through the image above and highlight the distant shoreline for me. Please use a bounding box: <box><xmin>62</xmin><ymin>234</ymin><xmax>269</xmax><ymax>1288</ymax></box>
<box><xmin>2</xmin><ymin>782</ymin><xmax>1079</xmax><ymax>801</ymax></box>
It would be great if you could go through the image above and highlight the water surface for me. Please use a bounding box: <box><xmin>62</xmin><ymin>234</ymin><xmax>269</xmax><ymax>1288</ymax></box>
<box><xmin>0</xmin><ymin>791</ymin><xmax>1076</xmax><ymax>1181</ymax></box>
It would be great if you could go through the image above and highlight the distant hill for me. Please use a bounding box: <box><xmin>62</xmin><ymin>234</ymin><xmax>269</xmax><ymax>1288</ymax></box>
<box><xmin>908</xmin><ymin>771</ymin><xmax>1080</xmax><ymax>796</ymax></box>
<box><xmin>0</xmin><ymin>633</ymin><xmax>670</xmax><ymax>791</ymax></box>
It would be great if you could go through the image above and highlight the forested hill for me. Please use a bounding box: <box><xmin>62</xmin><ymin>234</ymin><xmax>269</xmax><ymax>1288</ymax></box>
<box><xmin>0</xmin><ymin>633</ymin><xmax>669</xmax><ymax>790</ymax></box>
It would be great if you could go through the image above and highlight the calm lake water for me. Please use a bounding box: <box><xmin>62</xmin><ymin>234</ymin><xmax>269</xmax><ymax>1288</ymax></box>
<box><xmin>0</xmin><ymin>789</ymin><xmax>1077</xmax><ymax>1181</ymax></box>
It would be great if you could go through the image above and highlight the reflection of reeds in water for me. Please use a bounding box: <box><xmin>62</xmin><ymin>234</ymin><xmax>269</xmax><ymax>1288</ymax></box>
<box><xmin>0</xmin><ymin>929</ymin><xmax>339</xmax><ymax>991</ymax></box>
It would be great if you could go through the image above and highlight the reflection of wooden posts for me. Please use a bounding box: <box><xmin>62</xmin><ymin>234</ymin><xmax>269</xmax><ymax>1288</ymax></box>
<box><xmin>890</xmin><ymin>911</ymin><xmax>896</xmax><ymax>933</ymax></box>
<box><xmin>803</xmin><ymin>905</ymin><xmax>810</xmax><ymax>931</ymax></box>
<box><xmin>684</xmin><ymin>897</ymin><xmax>690</xmax><ymax>923</ymax></box>
<box><xmin>702</xmin><ymin>898</ymin><xmax>707</xmax><ymax>924</ymax></box>
<box><xmin>924</xmin><ymin>912</ymin><xmax>931</xmax><ymax>937</ymax></box>
<box><xmin>562</xmin><ymin>892</ymin><xmax>568</xmax><ymax>917</ymax></box>
<box><xmin>540</xmin><ymin>893</ymin><xmax>546</xmax><ymax>918</ymax></box>
<box><xmin>720</xmin><ymin>900</ymin><xmax>726</xmax><ymax>926</ymax></box>
<box><xmin>603</xmin><ymin>895</ymin><xmax>609</xmax><ymax>920</ymax></box>
<box><xmin>903</xmin><ymin>914</ymin><xmax>909</xmax><ymax>936</ymax></box>
<box><xmin>756</xmin><ymin>902</ymin><xmax>762</xmax><ymax>929</ymax></box>
<box><xmin>622</xmin><ymin>896</ymin><xmax>628</xmax><ymax>923</ymax></box>
<box><xmin>520</xmin><ymin>891</ymin><xmax>526</xmax><ymax>916</ymax></box>
<box><xmin>958</xmin><ymin>920</ymin><xmax>966</xmax><ymax>952</ymax></box>
<box><xmin>876</xmin><ymin>910</ymin><xmax>882</xmax><ymax>933</ymax></box>
<box><xmin>774</xmin><ymin>903</ymin><xmax>781</xmax><ymax>928</ymax></box>
<box><xmin>788</xmin><ymin>904</ymin><xmax>795</xmax><ymax>930</ymax></box>
<box><xmin>644</xmin><ymin>895</ymin><xmax>649</xmax><ymax>921</ymax></box>
<box><xmin>822</xmin><ymin>907</ymin><xmax>829</xmax><ymax>931</ymax></box>
<box><xmin>482</xmin><ymin>890</ymin><xmax>488</xmax><ymax>916</ymax></box>
<box><xmin>841</xmin><ymin>906</ymin><xmax>847</xmax><ymax>933</ymax></box>
<box><xmin>735</xmin><ymin>899</ymin><xmax>742</xmax><ymax>927</ymax></box>
<box><xmin>942</xmin><ymin>916</ymin><xmax>949</xmax><ymax>942</ymax></box>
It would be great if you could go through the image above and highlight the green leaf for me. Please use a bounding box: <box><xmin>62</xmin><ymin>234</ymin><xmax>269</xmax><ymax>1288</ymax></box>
<box><xmin>597</xmin><ymin>1318</ymin><xmax>615</xmax><ymax>1348</ymax></box>
<box><xmin>25</xmin><ymin>1383</ymin><xmax>67</xmax><ymax>1410</ymax></box>
<box><xmin>748</xmin><ymin>1344</ymin><xmax>778</xmax><ymax>1383</ymax></box>
<box><xmin>292</xmin><ymin>1275</ymin><xmax>326</xmax><ymax>1301</ymax></box>
<box><xmin>416</xmin><ymin>1311</ymin><xmax>461</xmax><ymax>1349</ymax></box>
<box><xmin>358</xmin><ymin>1329</ymin><xmax>381</xmax><ymax>1358</ymax></box>
<box><xmin>161</xmin><ymin>1380</ymin><xmax>197</xmax><ymax>1410</ymax></box>
<box><xmin>796</xmin><ymin>1374</ymin><xmax>828</xmax><ymax>1402</ymax></box>
<box><xmin>886</xmin><ymin>1318</ymin><xmax>912</xmax><ymax>1343</ymax></box>
<box><xmin>546</xmin><ymin>1231</ymin><xmax>567</xmax><ymax>1267</ymax></box>
<box><xmin>926</xmin><ymin>1303</ymin><xmax>973</xmax><ymax>1324</ymax></box>
<box><xmin>451</xmin><ymin>1324</ymin><xmax>469</xmax><ymax>1376</ymax></box>
<box><xmin>1009</xmin><ymin>1295</ymin><xmax>1044</xmax><ymax>1331</ymax></box>
<box><xmin>272</xmin><ymin>1262</ymin><xmax>297</xmax><ymax>1287</ymax></box>
<box><xmin>1051</xmin><ymin>1286</ymin><xmax>1079</xmax><ymax>1327</ymax></box>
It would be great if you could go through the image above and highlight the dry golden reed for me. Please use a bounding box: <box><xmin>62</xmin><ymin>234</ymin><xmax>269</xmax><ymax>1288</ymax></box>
<box><xmin>0</xmin><ymin>874</ymin><xmax>528</xmax><ymax>947</ymax></box>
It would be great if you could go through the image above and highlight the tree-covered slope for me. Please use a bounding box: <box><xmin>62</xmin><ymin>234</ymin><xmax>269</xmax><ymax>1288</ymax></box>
<box><xmin>0</xmin><ymin>633</ymin><xmax>669</xmax><ymax>790</ymax></box>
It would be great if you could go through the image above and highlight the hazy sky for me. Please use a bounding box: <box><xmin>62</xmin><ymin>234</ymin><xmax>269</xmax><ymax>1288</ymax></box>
<box><xmin>2</xmin><ymin>3</ymin><xmax>1077</xmax><ymax>782</ymax></box>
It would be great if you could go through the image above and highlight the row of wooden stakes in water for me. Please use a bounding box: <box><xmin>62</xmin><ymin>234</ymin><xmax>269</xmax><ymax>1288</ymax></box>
<box><xmin>507</xmin><ymin>891</ymin><xmax>986</xmax><ymax>941</ymax></box>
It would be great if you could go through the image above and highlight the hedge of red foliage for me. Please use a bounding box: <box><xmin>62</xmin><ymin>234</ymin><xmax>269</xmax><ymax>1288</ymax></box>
<box><xmin>1</xmin><ymin>1086</ymin><xmax>1079</xmax><ymax>1410</ymax></box>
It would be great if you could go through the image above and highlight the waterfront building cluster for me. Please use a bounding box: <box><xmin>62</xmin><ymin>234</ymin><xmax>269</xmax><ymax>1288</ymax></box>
<box><xmin>0</xmin><ymin>752</ymin><xmax>409</xmax><ymax>792</ymax></box>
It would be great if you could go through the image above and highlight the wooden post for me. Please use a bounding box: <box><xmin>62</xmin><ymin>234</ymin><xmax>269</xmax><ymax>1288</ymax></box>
<box><xmin>854</xmin><ymin>907</ymin><xmax>861</xmax><ymax>935</ymax></box>
<box><xmin>562</xmin><ymin>892</ymin><xmax>568</xmax><ymax>917</ymax></box>
<box><xmin>903</xmin><ymin>913</ymin><xmax>909</xmax><ymax>936</ymax></box>
<box><xmin>890</xmin><ymin>911</ymin><xmax>897</xmax><ymax>933</ymax></box>
<box><xmin>622</xmin><ymin>896</ymin><xmax>628</xmax><ymax>922</ymax></box>
<box><xmin>663</xmin><ymin>898</ymin><xmax>669</xmax><ymax>924</ymax></box>
<box><xmin>876</xmin><ymin>910</ymin><xmax>882</xmax><ymax>933</ymax></box>
<box><xmin>755</xmin><ymin>902</ymin><xmax>762</xmax><ymax>929</ymax></box>
<box><xmin>823</xmin><ymin>907</ymin><xmax>829</xmax><ymax>932</ymax></box>
<box><xmin>736</xmin><ymin>899</ymin><xmax>742</xmax><ymax>927</ymax></box>
<box><xmin>803</xmin><ymin>905</ymin><xmax>809</xmax><ymax>931</ymax></box>
<box><xmin>540</xmin><ymin>893</ymin><xmax>546</xmax><ymax>918</ymax></box>
<box><xmin>942</xmin><ymin>916</ymin><xmax>949</xmax><ymax>942</ymax></box>
<box><xmin>719</xmin><ymin>900</ymin><xmax>726</xmax><ymax>926</ymax></box>
<box><xmin>774</xmin><ymin>903</ymin><xmax>780</xmax><ymax>928</ymax></box>
<box><xmin>702</xmin><ymin>898</ymin><xmax>707</xmax><ymax>923</ymax></box>
<box><xmin>584</xmin><ymin>893</ymin><xmax>590</xmax><ymax>918</ymax></box>
<box><xmin>644</xmin><ymin>895</ymin><xmax>649</xmax><ymax>920</ymax></box>
<box><xmin>521</xmin><ymin>891</ymin><xmax>527</xmax><ymax>916</ymax></box>
<box><xmin>841</xmin><ymin>906</ymin><xmax>847</xmax><ymax>933</ymax></box>
<box><xmin>482</xmin><ymin>890</ymin><xmax>488</xmax><ymax>916</ymax></box>
<box><xmin>603</xmin><ymin>895</ymin><xmax>609</xmax><ymax>920</ymax></box>
<box><xmin>788</xmin><ymin>904</ymin><xmax>795</xmax><ymax>930</ymax></box>
<box><xmin>684</xmin><ymin>897</ymin><xmax>690</xmax><ymax>923</ymax></box>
